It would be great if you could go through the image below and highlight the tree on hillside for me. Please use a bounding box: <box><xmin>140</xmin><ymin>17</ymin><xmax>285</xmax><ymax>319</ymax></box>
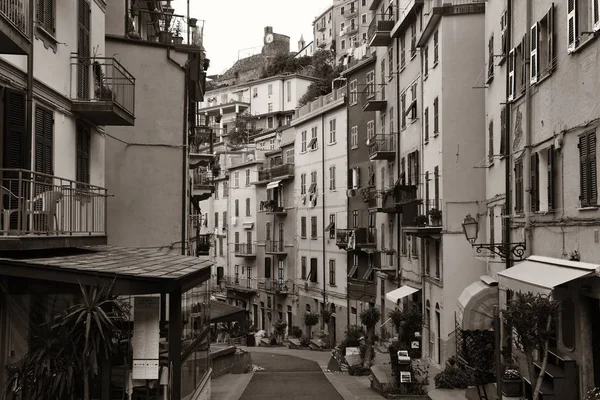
<box><xmin>298</xmin><ymin>50</ymin><xmax>343</xmax><ymax>106</ymax></box>
<box><xmin>260</xmin><ymin>53</ymin><xmax>312</xmax><ymax>78</ymax></box>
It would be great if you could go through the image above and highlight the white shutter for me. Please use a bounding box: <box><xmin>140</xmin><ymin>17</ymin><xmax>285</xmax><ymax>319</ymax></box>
<box><xmin>567</xmin><ymin>0</ymin><xmax>577</xmax><ymax>52</ymax></box>
<box><xmin>593</xmin><ymin>0</ymin><xmax>600</xmax><ymax>31</ymax></box>
<box><xmin>548</xmin><ymin>4</ymin><xmax>555</xmax><ymax>70</ymax></box>
<box><xmin>530</xmin><ymin>23</ymin><xmax>539</xmax><ymax>84</ymax></box>
<box><xmin>508</xmin><ymin>49</ymin><xmax>515</xmax><ymax>101</ymax></box>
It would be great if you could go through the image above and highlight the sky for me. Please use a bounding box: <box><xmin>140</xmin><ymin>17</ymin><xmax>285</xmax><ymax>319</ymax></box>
<box><xmin>171</xmin><ymin>0</ymin><xmax>330</xmax><ymax>75</ymax></box>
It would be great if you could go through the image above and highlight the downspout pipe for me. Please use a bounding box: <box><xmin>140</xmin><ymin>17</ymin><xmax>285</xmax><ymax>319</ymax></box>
<box><xmin>322</xmin><ymin>112</ymin><xmax>327</xmax><ymax>310</ymax></box>
<box><xmin>26</xmin><ymin>0</ymin><xmax>34</xmax><ymax>170</ymax></box>
<box><xmin>395</xmin><ymin>28</ymin><xmax>402</xmax><ymax>294</ymax></box>
<box><xmin>524</xmin><ymin>0</ymin><xmax>533</xmax><ymax>253</ymax></box>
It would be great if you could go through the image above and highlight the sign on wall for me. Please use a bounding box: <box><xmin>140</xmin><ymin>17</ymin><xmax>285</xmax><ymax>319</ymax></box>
<box><xmin>132</xmin><ymin>296</ymin><xmax>160</xmax><ymax>380</ymax></box>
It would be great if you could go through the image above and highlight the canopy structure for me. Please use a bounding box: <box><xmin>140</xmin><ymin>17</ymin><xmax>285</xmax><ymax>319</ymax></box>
<box><xmin>266</xmin><ymin>180</ymin><xmax>282</xmax><ymax>189</ymax></box>
<box><xmin>498</xmin><ymin>255</ymin><xmax>600</xmax><ymax>296</ymax></box>
<box><xmin>210</xmin><ymin>300</ymin><xmax>247</xmax><ymax>325</ymax></box>
<box><xmin>456</xmin><ymin>277</ymin><xmax>498</xmax><ymax>331</ymax></box>
<box><xmin>386</xmin><ymin>285</ymin><xmax>419</xmax><ymax>303</ymax></box>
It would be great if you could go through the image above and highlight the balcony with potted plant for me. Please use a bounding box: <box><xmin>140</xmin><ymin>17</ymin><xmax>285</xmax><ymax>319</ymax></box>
<box><xmin>403</xmin><ymin>200</ymin><xmax>442</xmax><ymax>239</ymax></box>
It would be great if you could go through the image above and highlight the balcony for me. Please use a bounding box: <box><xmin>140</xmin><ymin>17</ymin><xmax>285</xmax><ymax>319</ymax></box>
<box><xmin>234</xmin><ymin>243</ymin><xmax>256</xmax><ymax>258</ymax></box>
<box><xmin>373</xmin><ymin>251</ymin><xmax>397</xmax><ymax>276</ymax></box>
<box><xmin>403</xmin><ymin>199</ymin><xmax>443</xmax><ymax>239</ymax></box>
<box><xmin>336</xmin><ymin>227</ymin><xmax>377</xmax><ymax>251</ymax></box>
<box><xmin>368</xmin><ymin>14</ymin><xmax>395</xmax><ymax>47</ymax></box>
<box><xmin>259</xmin><ymin>199</ymin><xmax>288</xmax><ymax>216</ymax></box>
<box><xmin>224</xmin><ymin>275</ymin><xmax>258</xmax><ymax>294</ymax></box>
<box><xmin>0</xmin><ymin>169</ymin><xmax>107</xmax><ymax>250</ymax></box>
<box><xmin>342</xmin><ymin>24</ymin><xmax>358</xmax><ymax>36</ymax></box>
<box><xmin>198</xmin><ymin>96</ymin><xmax>251</xmax><ymax>116</ymax></box>
<box><xmin>189</xmin><ymin>126</ymin><xmax>216</xmax><ymax>168</ymax></box>
<box><xmin>316</xmin><ymin>21</ymin><xmax>326</xmax><ymax>32</ymax></box>
<box><xmin>346</xmin><ymin>7</ymin><xmax>359</xmax><ymax>17</ymax></box>
<box><xmin>261</xmin><ymin>279</ymin><xmax>291</xmax><ymax>295</ymax></box>
<box><xmin>128</xmin><ymin>8</ymin><xmax>204</xmax><ymax>47</ymax></box>
<box><xmin>316</xmin><ymin>38</ymin><xmax>328</xmax><ymax>48</ymax></box>
<box><xmin>195</xmin><ymin>233</ymin><xmax>212</xmax><ymax>256</ymax></box>
<box><xmin>70</xmin><ymin>56</ymin><xmax>135</xmax><ymax>126</ymax></box>
<box><xmin>191</xmin><ymin>169</ymin><xmax>215</xmax><ymax>201</ymax></box>
<box><xmin>0</xmin><ymin>0</ymin><xmax>31</xmax><ymax>55</ymax></box>
<box><xmin>368</xmin><ymin>134</ymin><xmax>396</xmax><ymax>160</ymax></box>
<box><xmin>255</xmin><ymin>163</ymin><xmax>295</xmax><ymax>184</ymax></box>
<box><xmin>361</xmin><ymin>87</ymin><xmax>387</xmax><ymax>112</ymax></box>
<box><xmin>265</xmin><ymin>240</ymin><xmax>287</xmax><ymax>256</ymax></box>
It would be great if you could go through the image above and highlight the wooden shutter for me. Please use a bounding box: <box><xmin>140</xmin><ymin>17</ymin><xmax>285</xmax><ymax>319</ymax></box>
<box><xmin>515</xmin><ymin>160</ymin><xmax>523</xmax><ymax>212</ymax></box>
<box><xmin>489</xmin><ymin>207</ymin><xmax>495</xmax><ymax>257</ymax></box>
<box><xmin>594</xmin><ymin>0</ymin><xmax>600</xmax><ymax>31</ymax></box>
<box><xmin>425</xmin><ymin>171</ymin><xmax>429</xmax><ymax>206</ymax></box>
<box><xmin>590</xmin><ymin>133</ymin><xmax>598</xmax><ymax>205</ymax></box>
<box><xmin>310</xmin><ymin>258</ymin><xmax>318</xmax><ymax>282</ymax></box>
<box><xmin>34</xmin><ymin>107</ymin><xmax>54</xmax><ymax>186</ymax></box>
<box><xmin>488</xmin><ymin>120</ymin><xmax>494</xmax><ymax>162</ymax></box>
<box><xmin>76</xmin><ymin>123</ymin><xmax>90</xmax><ymax>184</ymax></box>
<box><xmin>567</xmin><ymin>0</ymin><xmax>577</xmax><ymax>52</ymax></box>
<box><xmin>501</xmin><ymin>204</ymin><xmax>507</xmax><ymax>244</ymax></box>
<box><xmin>488</xmin><ymin>35</ymin><xmax>494</xmax><ymax>80</ymax></box>
<box><xmin>265</xmin><ymin>257</ymin><xmax>271</xmax><ymax>279</ymax></box>
<box><xmin>530</xmin><ymin>23</ymin><xmax>539</xmax><ymax>84</ymax></box>
<box><xmin>508</xmin><ymin>49</ymin><xmax>515</xmax><ymax>100</ymax></box>
<box><xmin>580</xmin><ymin>134</ymin><xmax>589</xmax><ymax>206</ymax></box>
<box><xmin>548</xmin><ymin>145</ymin><xmax>555</xmax><ymax>210</ymax></box>
<box><xmin>548</xmin><ymin>4</ymin><xmax>555</xmax><ymax>70</ymax></box>
<box><xmin>530</xmin><ymin>153</ymin><xmax>539</xmax><ymax>212</ymax></box>
<box><xmin>500</xmin><ymin>107</ymin><xmax>507</xmax><ymax>156</ymax></box>
<box><xmin>3</xmin><ymin>89</ymin><xmax>27</xmax><ymax>171</ymax></box>
<box><xmin>77</xmin><ymin>0</ymin><xmax>91</xmax><ymax>99</ymax></box>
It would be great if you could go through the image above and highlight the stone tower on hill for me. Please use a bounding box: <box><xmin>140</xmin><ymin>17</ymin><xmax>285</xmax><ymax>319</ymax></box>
<box><xmin>212</xmin><ymin>26</ymin><xmax>292</xmax><ymax>88</ymax></box>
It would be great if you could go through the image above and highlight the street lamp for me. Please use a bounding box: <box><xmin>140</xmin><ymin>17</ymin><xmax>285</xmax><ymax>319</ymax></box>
<box><xmin>461</xmin><ymin>213</ymin><xmax>526</xmax><ymax>261</ymax></box>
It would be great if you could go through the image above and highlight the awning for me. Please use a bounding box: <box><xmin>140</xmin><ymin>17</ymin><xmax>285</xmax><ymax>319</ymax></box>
<box><xmin>325</xmin><ymin>222</ymin><xmax>335</xmax><ymax>232</ymax></box>
<box><xmin>0</xmin><ymin>245</ymin><xmax>213</xmax><ymax>295</ymax></box>
<box><xmin>386</xmin><ymin>285</ymin><xmax>420</xmax><ymax>303</ymax></box>
<box><xmin>456</xmin><ymin>277</ymin><xmax>498</xmax><ymax>331</ymax></box>
<box><xmin>498</xmin><ymin>255</ymin><xmax>600</xmax><ymax>296</ymax></box>
<box><xmin>242</xmin><ymin>222</ymin><xmax>254</xmax><ymax>229</ymax></box>
<box><xmin>267</xmin><ymin>180</ymin><xmax>282</xmax><ymax>189</ymax></box>
<box><xmin>210</xmin><ymin>300</ymin><xmax>246</xmax><ymax>324</ymax></box>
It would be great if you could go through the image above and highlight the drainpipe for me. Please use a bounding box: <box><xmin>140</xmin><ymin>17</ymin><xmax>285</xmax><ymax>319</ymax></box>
<box><xmin>395</xmin><ymin>29</ymin><xmax>402</xmax><ymax>294</ymax></box>
<box><xmin>345</xmin><ymin>80</ymin><xmax>351</xmax><ymax>330</ymax></box>
<box><xmin>524</xmin><ymin>0</ymin><xmax>533</xmax><ymax>254</ymax></box>
<box><xmin>322</xmin><ymin>112</ymin><xmax>327</xmax><ymax>312</ymax></box>
<box><xmin>26</xmin><ymin>0</ymin><xmax>34</xmax><ymax>170</ymax></box>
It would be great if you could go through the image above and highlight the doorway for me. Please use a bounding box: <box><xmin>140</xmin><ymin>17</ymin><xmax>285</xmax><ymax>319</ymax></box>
<box><xmin>287</xmin><ymin>310</ymin><xmax>292</xmax><ymax>337</ymax></box>
<box><xmin>589</xmin><ymin>298</ymin><xmax>600</xmax><ymax>387</ymax></box>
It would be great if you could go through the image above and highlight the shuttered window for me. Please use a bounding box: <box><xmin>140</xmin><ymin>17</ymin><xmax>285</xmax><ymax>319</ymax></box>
<box><xmin>265</xmin><ymin>257</ymin><xmax>271</xmax><ymax>278</ymax></box>
<box><xmin>547</xmin><ymin>145</ymin><xmax>555</xmax><ymax>210</ymax></box>
<box><xmin>489</xmin><ymin>207</ymin><xmax>495</xmax><ymax>258</ymax></box>
<box><xmin>77</xmin><ymin>0</ymin><xmax>91</xmax><ymax>99</ymax></box>
<box><xmin>35</xmin><ymin>107</ymin><xmax>54</xmax><ymax>178</ymax></box>
<box><xmin>530</xmin><ymin>153</ymin><xmax>539</xmax><ymax>212</ymax></box>
<box><xmin>36</xmin><ymin>0</ymin><xmax>55</xmax><ymax>34</ymax></box>
<box><xmin>580</xmin><ymin>131</ymin><xmax>597</xmax><ymax>207</ymax></box>
<box><xmin>515</xmin><ymin>159</ymin><xmax>524</xmax><ymax>213</ymax></box>
<box><xmin>76</xmin><ymin>123</ymin><xmax>90</xmax><ymax>184</ymax></box>
<box><xmin>500</xmin><ymin>107</ymin><xmax>507</xmax><ymax>157</ymax></box>
<box><xmin>487</xmin><ymin>34</ymin><xmax>494</xmax><ymax>81</ymax></box>
<box><xmin>501</xmin><ymin>204</ymin><xmax>507</xmax><ymax>244</ymax></box>
<box><xmin>310</xmin><ymin>258</ymin><xmax>318</xmax><ymax>283</ymax></box>
<box><xmin>488</xmin><ymin>120</ymin><xmax>494</xmax><ymax>162</ymax></box>
<box><xmin>530</xmin><ymin>23</ymin><xmax>539</xmax><ymax>84</ymax></box>
<box><xmin>3</xmin><ymin>89</ymin><xmax>27</xmax><ymax>171</ymax></box>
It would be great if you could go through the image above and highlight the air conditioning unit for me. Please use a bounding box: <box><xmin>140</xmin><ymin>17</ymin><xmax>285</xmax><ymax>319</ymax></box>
<box><xmin>346</xmin><ymin>189</ymin><xmax>356</xmax><ymax>197</ymax></box>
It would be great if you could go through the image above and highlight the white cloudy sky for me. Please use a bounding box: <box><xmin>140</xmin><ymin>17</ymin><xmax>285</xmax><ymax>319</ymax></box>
<box><xmin>171</xmin><ymin>0</ymin><xmax>329</xmax><ymax>74</ymax></box>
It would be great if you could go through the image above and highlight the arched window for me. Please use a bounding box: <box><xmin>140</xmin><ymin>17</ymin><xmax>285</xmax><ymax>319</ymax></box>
<box><xmin>561</xmin><ymin>299</ymin><xmax>575</xmax><ymax>351</ymax></box>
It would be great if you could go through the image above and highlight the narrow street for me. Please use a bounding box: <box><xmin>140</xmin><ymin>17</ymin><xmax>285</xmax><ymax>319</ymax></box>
<box><xmin>239</xmin><ymin>352</ymin><xmax>344</xmax><ymax>400</ymax></box>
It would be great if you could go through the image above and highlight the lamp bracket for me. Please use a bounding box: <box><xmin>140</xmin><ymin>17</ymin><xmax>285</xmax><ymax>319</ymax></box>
<box><xmin>471</xmin><ymin>242</ymin><xmax>526</xmax><ymax>261</ymax></box>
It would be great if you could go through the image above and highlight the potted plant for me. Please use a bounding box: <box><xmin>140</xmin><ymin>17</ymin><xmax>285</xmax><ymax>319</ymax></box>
<box><xmin>173</xmin><ymin>20</ymin><xmax>184</xmax><ymax>45</ymax></box>
<box><xmin>413</xmin><ymin>214</ymin><xmax>428</xmax><ymax>227</ymax></box>
<box><xmin>429</xmin><ymin>208</ymin><xmax>442</xmax><ymax>226</ymax></box>
<box><xmin>502</xmin><ymin>365</ymin><xmax>522</xmax><ymax>397</ymax></box>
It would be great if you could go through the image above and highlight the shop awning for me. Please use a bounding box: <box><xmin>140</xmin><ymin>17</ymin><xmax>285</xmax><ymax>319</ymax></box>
<box><xmin>0</xmin><ymin>245</ymin><xmax>213</xmax><ymax>295</ymax></box>
<box><xmin>456</xmin><ymin>277</ymin><xmax>498</xmax><ymax>331</ymax></box>
<box><xmin>210</xmin><ymin>300</ymin><xmax>246</xmax><ymax>324</ymax></box>
<box><xmin>267</xmin><ymin>180</ymin><xmax>282</xmax><ymax>189</ymax></box>
<box><xmin>386</xmin><ymin>285</ymin><xmax>420</xmax><ymax>303</ymax></box>
<box><xmin>498</xmin><ymin>255</ymin><xmax>600</xmax><ymax>296</ymax></box>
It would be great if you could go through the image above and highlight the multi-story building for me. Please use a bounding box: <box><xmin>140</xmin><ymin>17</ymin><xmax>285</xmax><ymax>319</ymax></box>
<box><xmin>488</xmin><ymin>0</ymin><xmax>600</xmax><ymax>398</ymax></box>
<box><xmin>313</xmin><ymin>4</ymin><xmax>337</xmax><ymax>53</ymax></box>
<box><xmin>338</xmin><ymin>51</ymin><xmax>378</xmax><ymax>325</ymax></box>
<box><xmin>292</xmin><ymin>88</ymin><xmax>348</xmax><ymax>343</ymax></box>
<box><xmin>403</xmin><ymin>0</ymin><xmax>486</xmax><ymax>369</ymax></box>
<box><xmin>0</xmin><ymin>1</ymin><xmax>214</xmax><ymax>399</ymax></box>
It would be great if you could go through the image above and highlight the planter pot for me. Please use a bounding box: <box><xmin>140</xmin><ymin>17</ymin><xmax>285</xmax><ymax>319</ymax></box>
<box><xmin>173</xmin><ymin>36</ymin><xmax>184</xmax><ymax>45</ymax></box>
<box><xmin>502</xmin><ymin>379</ymin><xmax>522</xmax><ymax>397</ymax></box>
<box><xmin>158</xmin><ymin>31</ymin><xmax>173</xmax><ymax>44</ymax></box>
<box><xmin>189</xmin><ymin>18</ymin><xmax>198</xmax><ymax>27</ymax></box>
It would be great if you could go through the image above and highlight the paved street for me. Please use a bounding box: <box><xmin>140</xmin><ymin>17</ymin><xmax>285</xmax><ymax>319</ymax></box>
<box><xmin>239</xmin><ymin>352</ymin><xmax>344</xmax><ymax>400</ymax></box>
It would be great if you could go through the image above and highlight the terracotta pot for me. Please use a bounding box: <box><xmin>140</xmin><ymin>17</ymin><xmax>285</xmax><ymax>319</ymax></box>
<box><xmin>502</xmin><ymin>379</ymin><xmax>522</xmax><ymax>397</ymax></box>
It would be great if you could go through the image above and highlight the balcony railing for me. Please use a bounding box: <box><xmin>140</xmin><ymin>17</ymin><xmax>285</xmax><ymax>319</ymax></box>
<box><xmin>361</xmin><ymin>87</ymin><xmax>387</xmax><ymax>111</ymax></box>
<box><xmin>257</xmin><ymin>163</ymin><xmax>294</xmax><ymax>182</ymax></box>
<box><xmin>368</xmin><ymin>14</ymin><xmax>395</xmax><ymax>46</ymax></box>
<box><xmin>316</xmin><ymin>38</ymin><xmax>328</xmax><ymax>48</ymax></box>
<box><xmin>128</xmin><ymin>8</ymin><xmax>204</xmax><ymax>47</ymax></box>
<box><xmin>316</xmin><ymin>21</ymin><xmax>326</xmax><ymax>32</ymax></box>
<box><xmin>224</xmin><ymin>275</ymin><xmax>258</xmax><ymax>291</ymax></box>
<box><xmin>346</xmin><ymin>7</ymin><xmax>359</xmax><ymax>17</ymax></box>
<box><xmin>234</xmin><ymin>243</ymin><xmax>256</xmax><ymax>257</ymax></box>
<box><xmin>342</xmin><ymin>24</ymin><xmax>358</xmax><ymax>36</ymax></box>
<box><xmin>368</xmin><ymin>134</ymin><xmax>396</xmax><ymax>160</ymax></box>
<box><xmin>0</xmin><ymin>169</ymin><xmax>107</xmax><ymax>239</ymax></box>
<box><xmin>336</xmin><ymin>227</ymin><xmax>377</xmax><ymax>250</ymax></box>
<box><xmin>70</xmin><ymin>56</ymin><xmax>135</xmax><ymax>126</ymax></box>
<box><xmin>0</xmin><ymin>0</ymin><xmax>30</xmax><ymax>55</ymax></box>
<box><xmin>259</xmin><ymin>199</ymin><xmax>287</xmax><ymax>214</ymax></box>
<box><xmin>195</xmin><ymin>233</ymin><xmax>211</xmax><ymax>256</ymax></box>
<box><xmin>265</xmin><ymin>240</ymin><xmax>287</xmax><ymax>254</ymax></box>
<box><xmin>410</xmin><ymin>199</ymin><xmax>443</xmax><ymax>227</ymax></box>
<box><xmin>262</xmin><ymin>279</ymin><xmax>291</xmax><ymax>294</ymax></box>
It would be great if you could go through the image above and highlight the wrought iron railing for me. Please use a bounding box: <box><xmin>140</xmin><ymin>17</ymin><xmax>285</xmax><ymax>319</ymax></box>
<box><xmin>411</xmin><ymin>199</ymin><xmax>443</xmax><ymax>227</ymax></box>
<box><xmin>257</xmin><ymin>164</ymin><xmax>294</xmax><ymax>182</ymax></box>
<box><xmin>265</xmin><ymin>240</ymin><xmax>286</xmax><ymax>253</ymax></box>
<box><xmin>70</xmin><ymin>56</ymin><xmax>135</xmax><ymax>117</ymax></box>
<box><xmin>127</xmin><ymin>8</ymin><xmax>203</xmax><ymax>46</ymax></box>
<box><xmin>0</xmin><ymin>0</ymin><xmax>29</xmax><ymax>36</ymax></box>
<box><xmin>368</xmin><ymin>13</ymin><xmax>395</xmax><ymax>41</ymax></box>
<box><xmin>234</xmin><ymin>243</ymin><xmax>256</xmax><ymax>256</ymax></box>
<box><xmin>0</xmin><ymin>169</ymin><xmax>107</xmax><ymax>236</ymax></box>
<box><xmin>192</xmin><ymin>170</ymin><xmax>213</xmax><ymax>188</ymax></box>
<box><xmin>368</xmin><ymin>134</ymin><xmax>396</xmax><ymax>155</ymax></box>
<box><xmin>196</xmin><ymin>234</ymin><xmax>211</xmax><ymax>255</ymax></box>
<box><xmin>336</xmin><ymin>227</ymin><xmax>377</xmax><ymax>248</ymax></box>
<box><xmin>224</xmin><ymin>275</ymin><xmax>258</xmax><ymax>290</ymax></box>
<box><xmin>259</xmin><ymin>199</ymin><xmax>287</xmax><ymax>213</ymax></box>
<box><xmin>263</xmin><ymin>279</ymin><xmax>290</xmax><ymax>293</ymax></box>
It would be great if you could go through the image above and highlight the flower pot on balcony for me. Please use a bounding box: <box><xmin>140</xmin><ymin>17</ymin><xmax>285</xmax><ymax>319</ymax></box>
<box><xmin>159</xmin><ymin>31</ymin><xmax>173</xmax><ymax>44</ymax></box>
<box><xmin>189</xmin><ymin>18</ymin><xmax>198</xmax><ymax>27</ymax></box>
<box><xmin>502</xmin><ymin>379</ymin><xmax>522</xmax><ymax>397</ymax></box>
<box><xmin>173</xmin><ymin>36</ymin><xmax>184</xmax><ymax>45</ymax></box>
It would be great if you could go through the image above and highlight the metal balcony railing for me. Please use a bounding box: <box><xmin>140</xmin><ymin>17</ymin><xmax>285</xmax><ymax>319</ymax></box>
<box><xmin>224</xmin><ymin>275</ymin><xmax>258</xmax><ymax>290</ymax></box>
<box><xmin>368</xmin><ymin>13</ymin><xmax>395</xmax><ymax>46</ymax></box>
<box><xmin>316</xmin><ymin>38</ymin><xmax>328</xmax><ymax>48</ymax></box>
<box><xmin>259</xmin><ymin>199</ymin><xmax>287</xmax><ymax>213</ymax></box>
<box><xmin>0</xmin><ymin>169</ymin><xmax>107</xmax><ymax>236</ymax></box>
<box><xmin>411</xmin><ymin>199</ymin><xmax>443</xmax><ymax>227</ymax></box>
<box><xmin>336</xmin><ymin>227</ymin><xmax>377</xmax><ymax>249</ymax></box>
<box><xmin>316</xmin><ymin>21</ymin><xmax>326</xmax><ymax>32</ymax></box>
<box><xmin>361</xmin><ymin>87</ymin><xmax>387</xmax><ymax>111</ymax></box>
<box><xmin>257</xmin><ymin>163</ymin><xmax>294</xmax><ymax>182</ymax></box>
<box><xmin>262</xmin><ymin>279</ymin><xmax>291</xmax><ymax>293</ymax></box>
<box><xmin>128</xmin><ymin>8</ymin><xmax>203</xmax><ymax>46</ymax></box>
<box><xmin>265</xmin><ymin>240</ymin><xmax>286</xmax><ymax>253</ymax></box>
<box><xmin>368</xmin><ymin>134</ymin><xmax>396</xmax><ymax>157</ymax></box>
<box><xmin>192</xmin><ymin>169</ymin><xmax>214</xmax><ymax>188</ymax></box>
<box><xmin>70</xmin><ymin>56</ymin><xmax>135</xmax><ymax>118</ymax></box>
<box><xmin>195</xmin><ymin>233</ymin><xmax>212</xmax><ymax>256</ymax></box>
<box><xmin>234</xmin><ymin>243</ymin><xmax>256</xmax><ymax>256</ymax></box>
<box><xmin>1</xmin><ymin>0</ymin><xmax>29</xmax><ymax>37</ymax></box>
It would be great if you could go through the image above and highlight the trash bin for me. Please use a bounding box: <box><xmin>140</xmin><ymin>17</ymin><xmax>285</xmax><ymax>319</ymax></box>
<box><xmin>246</xmin><ymin>334</ymin><xmax>256</xmax><ymax>347</ymax></box>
